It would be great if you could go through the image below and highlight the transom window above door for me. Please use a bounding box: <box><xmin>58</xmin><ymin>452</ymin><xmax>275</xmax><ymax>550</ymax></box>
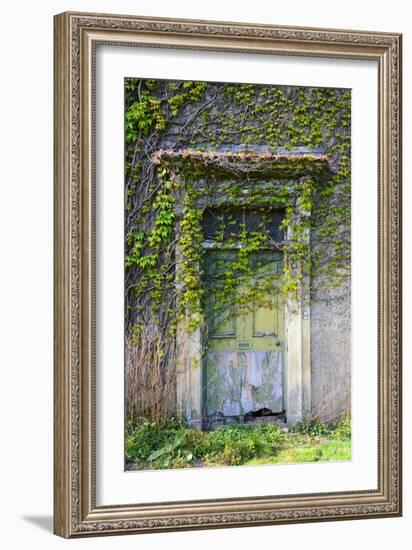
<box><xmin>201</xmin><ymin>207</ymin><xmax>285</xmax><ymax>247</ymax></box>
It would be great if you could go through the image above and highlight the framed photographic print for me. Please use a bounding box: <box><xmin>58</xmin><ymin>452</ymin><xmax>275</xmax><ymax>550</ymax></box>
<box><xmin>53</xmin><ymin>11</ymin><xmax>402</xmax><ymax>537</ymax></box>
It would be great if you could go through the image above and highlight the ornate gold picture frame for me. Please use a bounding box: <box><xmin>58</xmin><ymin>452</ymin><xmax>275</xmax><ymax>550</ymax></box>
<box><xmin>54</xmin><ymin>11</ymin><xmax>402</xmax><ymax>538</ymax></box>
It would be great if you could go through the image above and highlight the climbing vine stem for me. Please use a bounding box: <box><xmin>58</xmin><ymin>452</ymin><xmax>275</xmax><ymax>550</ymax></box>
<box><xmin>124</xmin><ymin>78</ymin><xmax>351</xmax><ymax>343</ymax></box>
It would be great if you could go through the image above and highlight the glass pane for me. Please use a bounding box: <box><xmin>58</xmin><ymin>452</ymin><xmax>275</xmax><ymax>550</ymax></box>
<box><xmin>202</xmin><ymin>207</ymin><xmax>284</xmax><ymax>243</ymax></box>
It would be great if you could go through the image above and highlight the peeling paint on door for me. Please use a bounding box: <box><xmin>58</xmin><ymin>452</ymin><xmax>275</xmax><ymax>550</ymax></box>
<box><xmin>206</xmin><ymin>351</ymin><xmax>283</xmax><ymax>417</ymax></box>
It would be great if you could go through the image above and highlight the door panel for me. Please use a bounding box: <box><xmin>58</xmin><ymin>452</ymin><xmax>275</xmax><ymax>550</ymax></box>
<box><xmin>208</xmin><ymin>284</ymin><xmax>236</xmax><ymax>338</ymax></box>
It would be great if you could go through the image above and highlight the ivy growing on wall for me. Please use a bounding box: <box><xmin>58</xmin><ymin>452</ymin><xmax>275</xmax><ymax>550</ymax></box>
<box><xmin>124</xmin><ymin>78</ymin><xmax>351</xmax><ymax>392</ymax></box>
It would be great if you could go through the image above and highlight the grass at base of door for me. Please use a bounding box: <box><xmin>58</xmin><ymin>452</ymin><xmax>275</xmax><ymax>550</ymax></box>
<box><xmin>125</xmin><ymin>414</ymin><xmax>351</xmax><ymax>470</ymax></box>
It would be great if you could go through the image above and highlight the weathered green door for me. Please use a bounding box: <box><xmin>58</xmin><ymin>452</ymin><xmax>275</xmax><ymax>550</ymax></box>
<box><xmin>203</xmin><ymin>249</ymin><xmax>285</xmax><ymax>420</ymax></box>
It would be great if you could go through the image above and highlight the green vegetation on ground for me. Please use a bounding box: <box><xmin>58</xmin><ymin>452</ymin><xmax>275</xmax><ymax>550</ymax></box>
<box><xmin>125</xmin><ymin>413</ymin><xmax>351</xmax><ymax>470</ymax></box>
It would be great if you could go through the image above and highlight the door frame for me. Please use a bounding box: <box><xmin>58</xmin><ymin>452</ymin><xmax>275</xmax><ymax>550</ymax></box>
<box><xmin>175</xmin><ymin>194</ymin><xmax>312</xmax><ymax>429</ymax></box>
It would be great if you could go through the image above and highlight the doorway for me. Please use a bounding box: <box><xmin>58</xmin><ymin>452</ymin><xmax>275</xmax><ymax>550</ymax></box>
<box><xmin>201</xmin><ymin>208</ymin><xmax>285</xmax><ymax>426</ymax></box>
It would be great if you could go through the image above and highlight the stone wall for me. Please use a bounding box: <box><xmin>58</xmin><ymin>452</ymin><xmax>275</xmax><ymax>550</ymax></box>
<box><xmin>310</xmin><ymin>285</ymin><xmax>351</xmax><ymax>423</ymax></box>
<box><xmin>125</xmin><ymin>79</ymin><xmax>351</xmax><ymax>425</ymax></box>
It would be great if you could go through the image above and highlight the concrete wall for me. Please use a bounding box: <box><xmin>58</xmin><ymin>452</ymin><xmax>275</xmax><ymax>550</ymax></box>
<box><xmin>131</xmin><ymin>81</ymin><xmax>352</xmax><ymax>426</ymax></box>
<box><xmin>310</xmin><ymin>284</ymin><xmax>351</xmax><ymax>422</ymax></box>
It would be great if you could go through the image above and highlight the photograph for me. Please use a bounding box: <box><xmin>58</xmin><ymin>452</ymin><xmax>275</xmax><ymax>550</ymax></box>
<box><xmin>123</xmin><ymin>78</ymin><xmax>352</xmax><ymax>471</ymax></box>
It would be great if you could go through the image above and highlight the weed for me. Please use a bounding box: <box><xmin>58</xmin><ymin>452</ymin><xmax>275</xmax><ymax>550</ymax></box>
<box><xmin>331</xmin><ymin>413</ymin><xmax>351</xmax><ymax>440</ymax></box>
<box><xmin>291</xmin><ymin>414</ymin><xmax>332</xmax><ymax>436</ymax></box>
<box><xmin>125</xmin><ymin>415</ymin><xmax>351</xmax><ymax>470</ymax></box>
